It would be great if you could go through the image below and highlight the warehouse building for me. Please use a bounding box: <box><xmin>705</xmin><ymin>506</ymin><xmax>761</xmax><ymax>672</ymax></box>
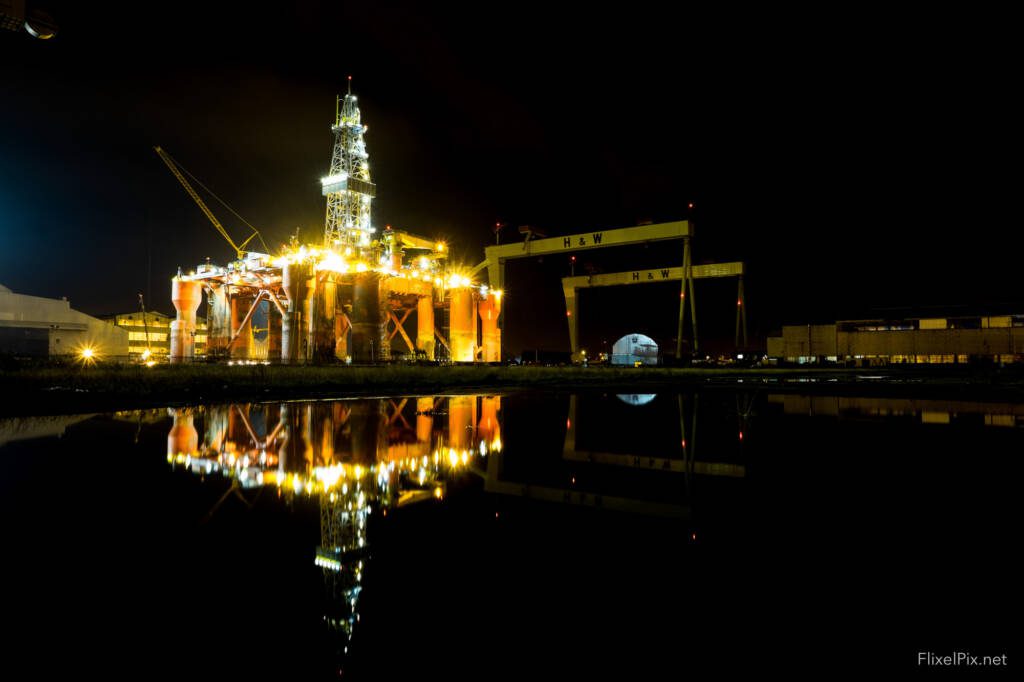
<box><xmin>0</xmin><ymin>283</ymin><xmax>128</xmax><ymax>358</ymax></box>
<box><xmin>105</xmin><ymin>311</ymin><xmax>207</xmax><ymax>359</ymax></box>
<box><xmin>767</xmin><ymin>315</ymin><xmax>1024</xmax><ymax>365</ymax></box>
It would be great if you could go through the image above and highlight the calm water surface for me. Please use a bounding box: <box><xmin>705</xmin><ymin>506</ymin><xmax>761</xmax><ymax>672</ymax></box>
<box><xmin>1</xmin><ymin>391</ymin><xmax>1019</xmax><ymax>677</ymax></box>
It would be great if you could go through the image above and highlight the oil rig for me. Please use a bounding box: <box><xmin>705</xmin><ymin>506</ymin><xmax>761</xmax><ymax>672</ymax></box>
<box><xmin>165</xmin><ymin>80</ymin><xmax>501</xmax><ymax>364</ymax></box>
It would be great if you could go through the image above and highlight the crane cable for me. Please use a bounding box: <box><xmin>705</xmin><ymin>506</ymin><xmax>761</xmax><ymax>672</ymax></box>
<box><xmin>159</xmin><ymin>148</ymin><xmax>272</xmax><ymax>255</ymax></box>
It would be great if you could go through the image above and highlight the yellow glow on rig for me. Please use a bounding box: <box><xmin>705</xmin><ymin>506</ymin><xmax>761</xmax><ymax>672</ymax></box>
<box><xmin>447</xmin><ymin>272</ymin><xmax>473</xmax><ymax>288</ymax></box>
<box><xmin>315</xmin><ymin>464</ymin><xmax>345</xmax><ymax>490</ymax></box>
<box><xmin>436</xmin><ymin>242</ymin><xmax>446</xmax><ymax>252</ymax></box>
<box><xmin>315</xmin><ymin>250</ymin><xmax>349</xmax><ymax>273</ymax></box>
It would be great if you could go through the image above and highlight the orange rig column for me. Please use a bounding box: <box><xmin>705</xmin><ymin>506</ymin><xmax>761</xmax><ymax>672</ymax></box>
<box><xmin>478</xmin><ymin>396</ymin><xmax>501</xmax><ymax>454</ymax></box>
<box><xmin>277</xmin><ymin>402</ymin><xmax>313</xmax><ymax>475</ymax></box>
<box><xmin>230</xmin><ymin>291</ymin><xmax>256</xmax><ymax>360</ymax></box>
<box><xmin>350</xmin><ymin>399</ymin><xmax>386</xmax><ymax>465</ymax></box>
<box><xmin>309</xmin><ymin>273</ymin><xmax>338</xmax><ymax>363</ymax></box>
<box><xmin>205</xmin><ymin>283</ymin><xmax>231</xmax><ymax>359</ymax></box>
<box><xmin>478</xmin><ymin>291</ymin><xmax>502</xmax><ymax>362</ymax></box>
<box><xmin>447</xmin><ymin>395</ymin><xmax>475</xmax><ymax>452</ymax></box>
<box><xmin>167</xmin><ymin>408</ymin><xmax>199</xmax><ymax>458</ymax></box>
<box><xmin>449</xmin><ymin>287</ymin><xmax>475</xmax><ymax>362</ymax></box>
<box><xmin>416</xmin><ymin>294</ymin><xmax>435</xmax><ymax>360</ymax></box>
<box><xmin>281</xmin><ymin>261</ymin><xmax>311</xmax><ymax>364</ymax></box>
<box><xmin>416</xmin><ymin>396</ymin><xmax>435</xmax><ymax>447</ymax></box>
<box><xmin>170</xmin><ymin>277</ymin><xmax>202</xmax><ymax>363</ymax></box>
<box><xmin>203</xmin><ymin>405</ymin><xmax>229</xmax><ymax>453</ymax></box>
<box><xmin>352</xmin><ymin>272</ymin><xmax>386</xmax><ymax>362</ymax></box>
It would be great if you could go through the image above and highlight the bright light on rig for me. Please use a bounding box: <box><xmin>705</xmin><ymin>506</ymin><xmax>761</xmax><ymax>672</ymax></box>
<box><xmin>316</xmin><ymin>251</ymin><xmax>349</xmax><ymax>273</ymax></box>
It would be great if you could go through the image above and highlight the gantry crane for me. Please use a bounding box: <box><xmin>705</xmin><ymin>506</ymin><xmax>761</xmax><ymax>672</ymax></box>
<box><xmin>153</xmin><ymin>146</ymin><xmax>267</xmax><ymax>260</ymax></box>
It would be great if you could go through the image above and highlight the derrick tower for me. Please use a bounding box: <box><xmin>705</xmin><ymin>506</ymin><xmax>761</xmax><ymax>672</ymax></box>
<box><xmin>322</xmin><ymin>77</ymin><xmax>377</xmax><ymax>249</ymax></box>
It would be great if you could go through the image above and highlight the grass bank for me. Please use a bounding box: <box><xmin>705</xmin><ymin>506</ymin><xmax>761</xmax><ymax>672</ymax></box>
<box><xmin>3</xmin><ymin>362</ymin><xmax>1024</xmax><ymax>416</ymax></box>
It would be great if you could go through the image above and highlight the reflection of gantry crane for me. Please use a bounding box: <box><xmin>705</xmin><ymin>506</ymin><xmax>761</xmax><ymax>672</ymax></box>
<box><xmin>153</xmin><ymin>146</ymin><xmax>269</xmax><ymax>260</ymax></box>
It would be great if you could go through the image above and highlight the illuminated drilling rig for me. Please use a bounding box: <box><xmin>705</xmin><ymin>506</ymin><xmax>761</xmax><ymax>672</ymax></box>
<box><xmin>164</xmin><ymin>81</ymin><xmax>502</xmax><ymax>364</ymax></box>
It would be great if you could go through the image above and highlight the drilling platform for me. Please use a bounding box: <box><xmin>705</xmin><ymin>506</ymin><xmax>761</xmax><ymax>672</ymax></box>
<box><xmin>167</xmin><ymin>82</ymin><xmax>502</xmax><ymax>364</ymax></box>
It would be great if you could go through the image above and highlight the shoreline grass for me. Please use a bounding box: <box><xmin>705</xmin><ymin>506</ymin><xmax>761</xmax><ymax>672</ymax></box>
<box><xmin>4</xmin><ymin>363</ymin><xmax>1024</xmax><ymax>417</ymax></box>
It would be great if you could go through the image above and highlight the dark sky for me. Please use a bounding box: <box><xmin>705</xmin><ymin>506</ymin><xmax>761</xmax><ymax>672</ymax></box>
<box><xmin>2</xmin><ymin>3</ymin><xmax>1021</xmax><ymax>354</ymax></box>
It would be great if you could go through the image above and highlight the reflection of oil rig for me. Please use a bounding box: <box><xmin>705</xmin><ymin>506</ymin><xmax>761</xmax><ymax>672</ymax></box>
<box><xmin>167</xmin><ymin>395</ymin><xmax>502</xmax><ymax>652</ymax></box>
<box><xmin>162</xmin><ymin>83</ymin><xmax>501</xmax><ymax>365</ymax></box>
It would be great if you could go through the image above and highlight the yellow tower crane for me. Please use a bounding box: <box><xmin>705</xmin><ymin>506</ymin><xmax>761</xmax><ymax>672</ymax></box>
<box><xmin>153</xmin><ymin>146</ymin><xmax>267</xmax><ymax>260</ymax></box>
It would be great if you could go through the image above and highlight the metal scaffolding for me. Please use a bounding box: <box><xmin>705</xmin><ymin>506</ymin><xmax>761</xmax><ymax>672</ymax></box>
<box><xmin>323</xmin><ymin>77</ymin><xmax>376</xmax><ymax>248</ymax></box>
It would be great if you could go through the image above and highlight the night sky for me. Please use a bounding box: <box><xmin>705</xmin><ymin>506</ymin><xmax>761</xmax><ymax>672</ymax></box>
<box><xmin>2</xmin><ymin>4</ymin><xmax>1020</xmax><ymax>355</ymax></box>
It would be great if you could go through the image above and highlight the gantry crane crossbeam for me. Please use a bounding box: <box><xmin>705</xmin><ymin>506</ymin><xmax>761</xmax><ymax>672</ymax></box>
<box><xmin>478</xmin><ymin>220</ymin><xmax>692</xmax><ymax>289</ymax></box>
<box><xmin>562</xmin><ymin>261</ymin><xmax>747</xmax><ymax>354</ymax></box>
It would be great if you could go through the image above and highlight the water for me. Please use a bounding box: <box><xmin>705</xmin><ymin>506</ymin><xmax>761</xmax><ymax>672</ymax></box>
<box><xmin>1</xmin><ymin>391</ymin><xmax>1019</xmax><ymax>677</ymax></box>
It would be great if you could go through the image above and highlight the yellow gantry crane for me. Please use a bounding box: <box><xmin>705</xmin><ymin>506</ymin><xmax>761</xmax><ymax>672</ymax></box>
<box><xmin>153</xmin><ymin>146</ymin><xmax>266</xmax><ymax>260</ymax></box>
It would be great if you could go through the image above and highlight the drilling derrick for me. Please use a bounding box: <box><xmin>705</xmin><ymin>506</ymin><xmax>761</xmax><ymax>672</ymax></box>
<box><xmin>322</xmin><ymin>78</ymin><xmax>376</xmax><ymax>249</ymax></box>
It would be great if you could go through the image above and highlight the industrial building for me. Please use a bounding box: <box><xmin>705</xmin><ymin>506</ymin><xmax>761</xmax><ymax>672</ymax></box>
<box><xmin>163</xmin><ymin>83</ymin><xmax>502</xmax><ymax>364</ymax></box>
<box><xmin>767</xmin><ymin>315</ymin><xmax>1024</xmax><ymax>365</ymax></box>
<box><xmin>0</xmin><ymin>283</ymin><xmax>128</xmax><ymax>358</ymax></box>
<box><xmin>105</xmin><ymin>311</ymin><xmax>208</xmax><ymax>359</ymax></box>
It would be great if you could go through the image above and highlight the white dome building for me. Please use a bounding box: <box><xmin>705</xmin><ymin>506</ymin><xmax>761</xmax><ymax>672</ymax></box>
<box><xmin>611</xmin><ymin>333</ymin><xmax>659</xmax><ymax>366</ymax></box>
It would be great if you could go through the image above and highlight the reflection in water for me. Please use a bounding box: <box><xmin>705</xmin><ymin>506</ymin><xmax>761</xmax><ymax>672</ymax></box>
<box><xmin>0</xmin><ymin>413</ymin><xmax>94</xmax><ymax>446</ymax></box>
<box><xmin>569</xmin><ymin>394</ymin><xmax>745</xmax><ymax>477</ymax></box>
<box><xmin>163</xmin><ymin>392</ymin><xmax>734</xmax><ymax>669</ymax></box>
<box><xmin>4</xmin><ymin>389</ymin><xmax>1019</xmax><ymax>676</ymax></box>
<box><xmin>166</xmin><ymin>395</ymin><xmax>502</xmax><ymax>664</ymax></box>
<box><xmin>2</xmin><ymin>390</ymin><xmax>754</xmax><ymax>675</ymax></box>
<box><xmin>768</xmin><ymin>394</ymin><xmax>1024</xmax><ymax>426</ymax></box>
<box><xmin>617</xmin><ymin>393</ymin><xmax>656</xmax><ymax>406</ymax></box>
